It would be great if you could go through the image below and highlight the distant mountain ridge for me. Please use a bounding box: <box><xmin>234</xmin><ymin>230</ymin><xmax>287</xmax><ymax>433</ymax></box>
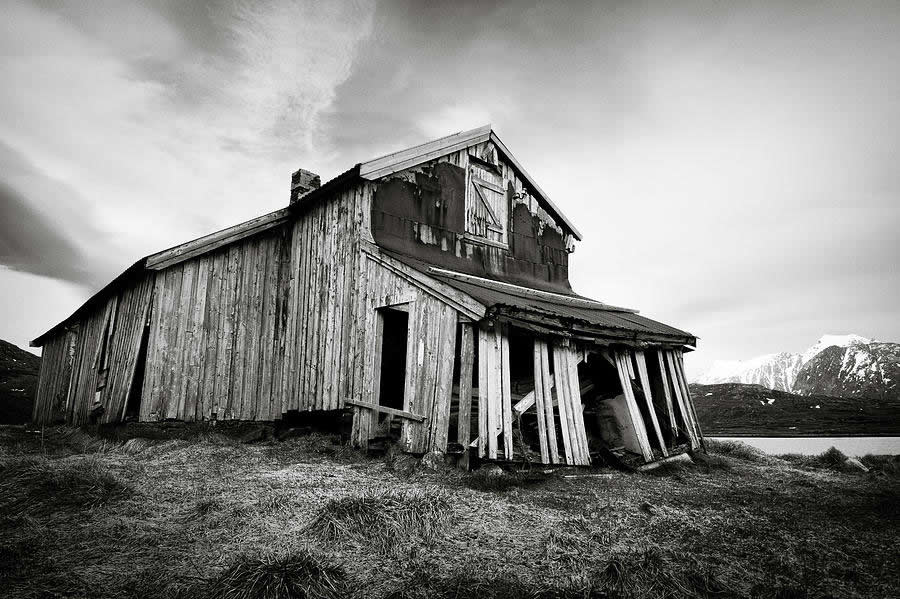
<box><xmin>695</xmin><ymin>334</ymin><xmax>900</xmax><ymax>399</ymax></box>
<box><xmin>795</xmin><ymin>342</ymin><xmax>900</xmax><ymax>399</ymax></box>
<box><xmin>0</xmin><ymin>339</ymin><xmax>41</xmax><ymax>424</ymax></box>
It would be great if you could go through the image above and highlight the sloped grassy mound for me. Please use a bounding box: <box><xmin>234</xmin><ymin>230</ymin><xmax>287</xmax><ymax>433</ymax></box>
<box><xmin>305</xmin><ymin>489</ymin><xmax>450</xmax><ymax>553</ymax></box>
<box><xmin>0</xmin><ymin>456</ymin><xmax>132</xmax><ymax>516</ymax></box>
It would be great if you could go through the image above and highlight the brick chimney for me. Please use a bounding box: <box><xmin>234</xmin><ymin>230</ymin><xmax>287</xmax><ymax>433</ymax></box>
<box><xmin>290</xmin><ymin>168</ymin><xmax>321</xmax><ymax>204</ymax></box>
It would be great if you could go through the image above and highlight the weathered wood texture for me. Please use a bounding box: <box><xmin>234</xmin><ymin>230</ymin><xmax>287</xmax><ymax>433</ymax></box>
<box><xmin>32</xmin><ymin>330</ymin><xmax>75</xmax><ymax>424</ymax></box>
<box><xmin>349</xmin><ymin>248</ymin><xmax>469</xmax><ymax>453</ymax></box>
<box><xmin>140</xmin><ymin>227</ymin><xmax>291</xmax><ymax>421</ymax></box>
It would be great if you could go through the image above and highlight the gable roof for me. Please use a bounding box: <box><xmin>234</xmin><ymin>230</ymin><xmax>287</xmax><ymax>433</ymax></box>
<box><xmin>359</xmin><ymin>125</ymin><xmax>583</xmax><ymax>241</ymax></box>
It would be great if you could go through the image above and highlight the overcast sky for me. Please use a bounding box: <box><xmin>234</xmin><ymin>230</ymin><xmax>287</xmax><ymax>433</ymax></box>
<box><xmin>2</xmin><ymin>0</ymin><xmax>899</xmax><ymax>377</ymax></box>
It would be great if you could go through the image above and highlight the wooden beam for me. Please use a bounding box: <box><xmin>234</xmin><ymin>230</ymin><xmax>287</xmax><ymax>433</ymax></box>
<box><xmin>551</xmin><ymin>344</ymin><xmax>575</xmax><ymax>465</ymax></box>
<box><xmin>674</xmin><ymin>350</ymin><xmax>706</xmax><ymax>451</ymax></box>
<box><xmin>146</xmin><ymin>208</ymin><xmax>289</xmax><ymax>270</ymax></box>
<box><xmin>665</xmin><ymin>351</ymin><xmax>699</xmax><ymax>451</ymax></box>
<box><xmin>564</xmin><ymin>346</ymin><xmax>591</xmax><ymax>465</ymax></box>
<box><xmin>614</xmin><ymin>350</ymin><xmax>654</xmax><ymax>462</ymax></box>
<box><xmin>634</xmin><ymin>351</ymin><xmax>668</xmax><ymax>457</ymax></box>
<box><xmin>656</xmin><ymin>350</ymin><xmax>678</xmax><ymax>436</ymax></box>
<box><xmin>362</xmin><ymin>242</ymin><xmax>486</xmax><ymax>321</ymax></box>
<box><xmin>512</xmin><ymin>390</ymin><xmax>536</xmax><ymax>415</ymax></box>
<box><xmin>500</xmin><ymin>325</ymin><xmax>513</xmax><ymax>460</ymax></box>
<box><xmin>477</xmin><ymin>327</ymin><xmax>488</xmax><ymax>458</ymax></box>
<box><xmin>344</xmin><ymin>398</ymin><xmax>425</xmax><ymax>423</ymax></box>
<box><xmin>532</xmin><ymin>341</ymin><xmax>549</xmax><ymax>463</ymax></box>
<box><xmin>457</xmin><ymin>324</ymin><xmax>475</xmax><ymax>469</ymax></box>
<box><xmin>538</xmin><ymin>340</ymin><xmax>560</xmax><ymax>464</ymax></box>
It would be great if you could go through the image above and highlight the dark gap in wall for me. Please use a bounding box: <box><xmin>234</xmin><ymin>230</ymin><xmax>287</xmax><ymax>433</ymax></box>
<box><xmin>379</xmin><ymin>309</ymin><xmax>409</xmax><ymax>412</ymax></box>
<box><xmin>124</xmin><ymin>321</ymin><xmax>151</xmax><ymax>420</ymax></box>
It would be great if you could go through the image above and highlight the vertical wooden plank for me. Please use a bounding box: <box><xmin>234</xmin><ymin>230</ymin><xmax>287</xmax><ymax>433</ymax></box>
<box><xmin>499</xmin><ymin>324</ymin><xmax>513</xmax><ymax>460</ymax></box>
<box><xmin>477</xmin><ymin>326</ymin><xmax>488</xmax><ymax>458</ymax></box>
<box><xmin>532</xmin><ymin>339</ymin><xmax>550</xmax><ymax>464</ymax></box>
<box><xmin>169</xmin><ymin>261</ymin><xmax>194</xmax><ymax>420</ymax></box>
<box><xmin>538</xmin><ymin>341</ymin><xmax>560</xmax><ymax>464</ymax></box>
<box><xmin>565</xmin><ymin>346</ymin><xmax>591</xmax><ymax>465</ymax></box>
<box><xmin>457</xmin><ymin>324</ymin><xmax>474</xmax><ymax>468</ymax></box>
<box><xmin>551</xmin><ymin>344</ymin><xmax>575</xmax><ymax>465</ymax></box>
<box><xmin>429</xmin><ymin>307</ymin><xmax>457</xmax><ymax>452</ymax></box>
<box><xmin>485</xmin><ymin>324</ymin><xmax>500</xmax><ymax>460</ymax></box>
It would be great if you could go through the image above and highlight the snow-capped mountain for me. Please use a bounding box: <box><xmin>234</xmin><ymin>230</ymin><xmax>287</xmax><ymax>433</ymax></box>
<box><xmin>794</xmin><ymin>342</ymin><xmax>900</xmax><ymax>399</ymax></box>
<box><xmin>695</xmin><ymin>334</ymin><xmax>873</xmax><ymax>393</ymax></box>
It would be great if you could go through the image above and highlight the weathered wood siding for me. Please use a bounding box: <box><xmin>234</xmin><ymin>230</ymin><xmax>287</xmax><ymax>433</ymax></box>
<box><xmin>348</xmin><ymin>249</ymin><xmax>470</xmax><ymax>453</ymax></box>
<box><xmin>32</xmin><ymin>330</ymin><xmax>74</xmax><ymax>424</ymax></box>
<box><xmin>141</xmin><ymin>227</ymin><xmax>291</xmax><ymax>421</ymax></box>
<box><xmin>371</xmin><ymin>140</ymin><xmax>572</xmax><ymax>293</ymax></box>
<box><xmin>281</xmin><ymin>184</ymin><xmax>371</xmax><ymax>413</ymax></box>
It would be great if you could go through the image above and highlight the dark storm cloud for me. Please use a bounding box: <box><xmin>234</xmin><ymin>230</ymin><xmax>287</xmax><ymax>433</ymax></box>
<box><xmin>0</xmin><ymin>181</ymin><xmax>93</xmax><ymax>285</ymax></box>
<box><xmin>0</xmin><ymin>141</ymin><xmax>115</xmax><ymax>288</ymax></box>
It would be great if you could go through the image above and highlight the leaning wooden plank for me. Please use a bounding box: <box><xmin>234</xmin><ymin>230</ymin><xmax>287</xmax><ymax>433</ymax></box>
<box><xmin>564</xmin><ymin>346</ymin><xmax>591</xmax><ymax>465</ymax></box>
<box><xmin>345</xmin><ymin>398</ymin><xmax>426</xmax><ymax>423</ymax></box>
<box><xmin>531</xmin><ymin>343</ymin><xmax>550</xmax><ymax>463</ymax></box>
<box><xmin>674</xmin><ymin>350</ymin><xmax>706</xmax><ymax>450</ymax></box>
<box><xmin>665</xmin><ymin>350</ymin><xmax>699</xmax><ymax>450</ymax></box>
<box><xmin>614</xmin><ymin>351</ymin><xmax>654</xmax><ymax>462</ymax></box>
<box><xmin>512</xmin><ymin>390</ymin><xmax>536</xmax><ymax>415</ymax></box>
<box><xmin>538</xmin><ymin>341</ymin><xmax>560</xmax><ymax>464</ymax></box>
<box><xmin>551</xmin><ymin>345</ymin><xmax>575</xmax><ymax>465</ymax></box>
<box><xmin>656</xmin><ymin>350</ymin><xmax>677</xmax><ymax>435</ymax></box>
<box><xmin>634</xmin><ymin>350</ymin><xmax>668</xmax><ymax>457</ymax></box>
<box><xmin>499</xmin><ymin>325</ymin><xmax>513</xmax><ymax>460</ymax></box>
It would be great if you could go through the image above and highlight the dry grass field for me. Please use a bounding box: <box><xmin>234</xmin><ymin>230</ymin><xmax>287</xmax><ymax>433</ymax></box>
<box><xmin>0</xmin><ymin>426</ymin><xmax>897</xmax><ymax>599</ymax></box>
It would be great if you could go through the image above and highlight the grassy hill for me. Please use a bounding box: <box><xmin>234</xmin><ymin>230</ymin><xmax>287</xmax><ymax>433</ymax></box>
<box><xmin>0</xmin><ymin>340</ymin><xmax>40</xmax><ymax>424</ymax></box>
<box><xmin>691</xmin><ymin>383</ymin><xmax>900</xmax><ymax>436</ymax></box>
<box><xmin>0</xmin><ymin>425</ymin><xmax>897</xmax><ymax>598</ymax></box>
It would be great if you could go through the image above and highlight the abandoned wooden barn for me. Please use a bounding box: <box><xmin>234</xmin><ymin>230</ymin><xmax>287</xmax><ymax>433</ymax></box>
<box><xmin>31</xmin><ymin>125</ymin><xmax>703</xmax><ymax>466</ymax></box>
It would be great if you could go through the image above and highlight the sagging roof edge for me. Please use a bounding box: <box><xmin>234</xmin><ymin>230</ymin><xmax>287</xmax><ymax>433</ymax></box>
<box><xmin>31</xmin><ymin>258</ymin><xmax>147</xmax><ymax>347</ymax></box>
<box><xmin>382</xmin><ymin>251</ymin><xmax>697</xmax><ymax>348</ymax></box>
<box><xmin>31</xmin><ymin>166</ymin><xmax>364</xmax><ymax>347</ymax></box>
<box><xmin>359</xmin><ymin>125</ymin><xmax>583</xmax><ymax>241</ymax></box>
<box><xmin>493</xmin><ymin>310</ymin><xmax>698</xmax><ymax>350</ymax></box>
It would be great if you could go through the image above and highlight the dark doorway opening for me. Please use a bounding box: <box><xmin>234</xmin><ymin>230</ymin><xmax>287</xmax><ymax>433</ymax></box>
<box><xmin>378</xmin><ymin>308</ymin><xmax>409</xmax><ymax>411</ymax></box>
<box><xmin>124</xmin><ymin>321</ymin><xmax>151</xmax><ymax>420</ymax></box>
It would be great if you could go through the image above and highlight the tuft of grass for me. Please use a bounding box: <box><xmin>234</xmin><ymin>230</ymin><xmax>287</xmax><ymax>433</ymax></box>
<box><xmin>462</xmin><ymin>469</ymin><xmax>550</xmax><ymax>493</ymax></box>
<box><xmin>779</xmin><ymin>447</ymin><xmax>867</xmax><ymax>473</ymax></box>
<box><xmin>589</xmin><ymin>547</ymin><xmax>738</xmax><ymax>599</ymax></box>
<box><xmin>0</xmin><ymin>456</ymin><xmax>133</xmax><ymax>516</ymax></box>
<box><xmin>305</xmin><ymin>489</ymin><xmax>450</xmax><ymax>553</ymax></box>
<box><xmin>689</xmin><ymin>452</ymin><xmax>732</xmax><ymax>472</ymax></box>
<box><xmin>820</xmin><ymin>446</ymin><xmax>848</xmax><ymax>468</ymax></box>
<box><xmin>707</xmin><ymin>439</ymin><xmax>767</xmax><ymax>462</ymax></box>
<box><xmin>198</xmin><ymin>551</ymin><xmax>349</xmax><ymax>599</ymax></box>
